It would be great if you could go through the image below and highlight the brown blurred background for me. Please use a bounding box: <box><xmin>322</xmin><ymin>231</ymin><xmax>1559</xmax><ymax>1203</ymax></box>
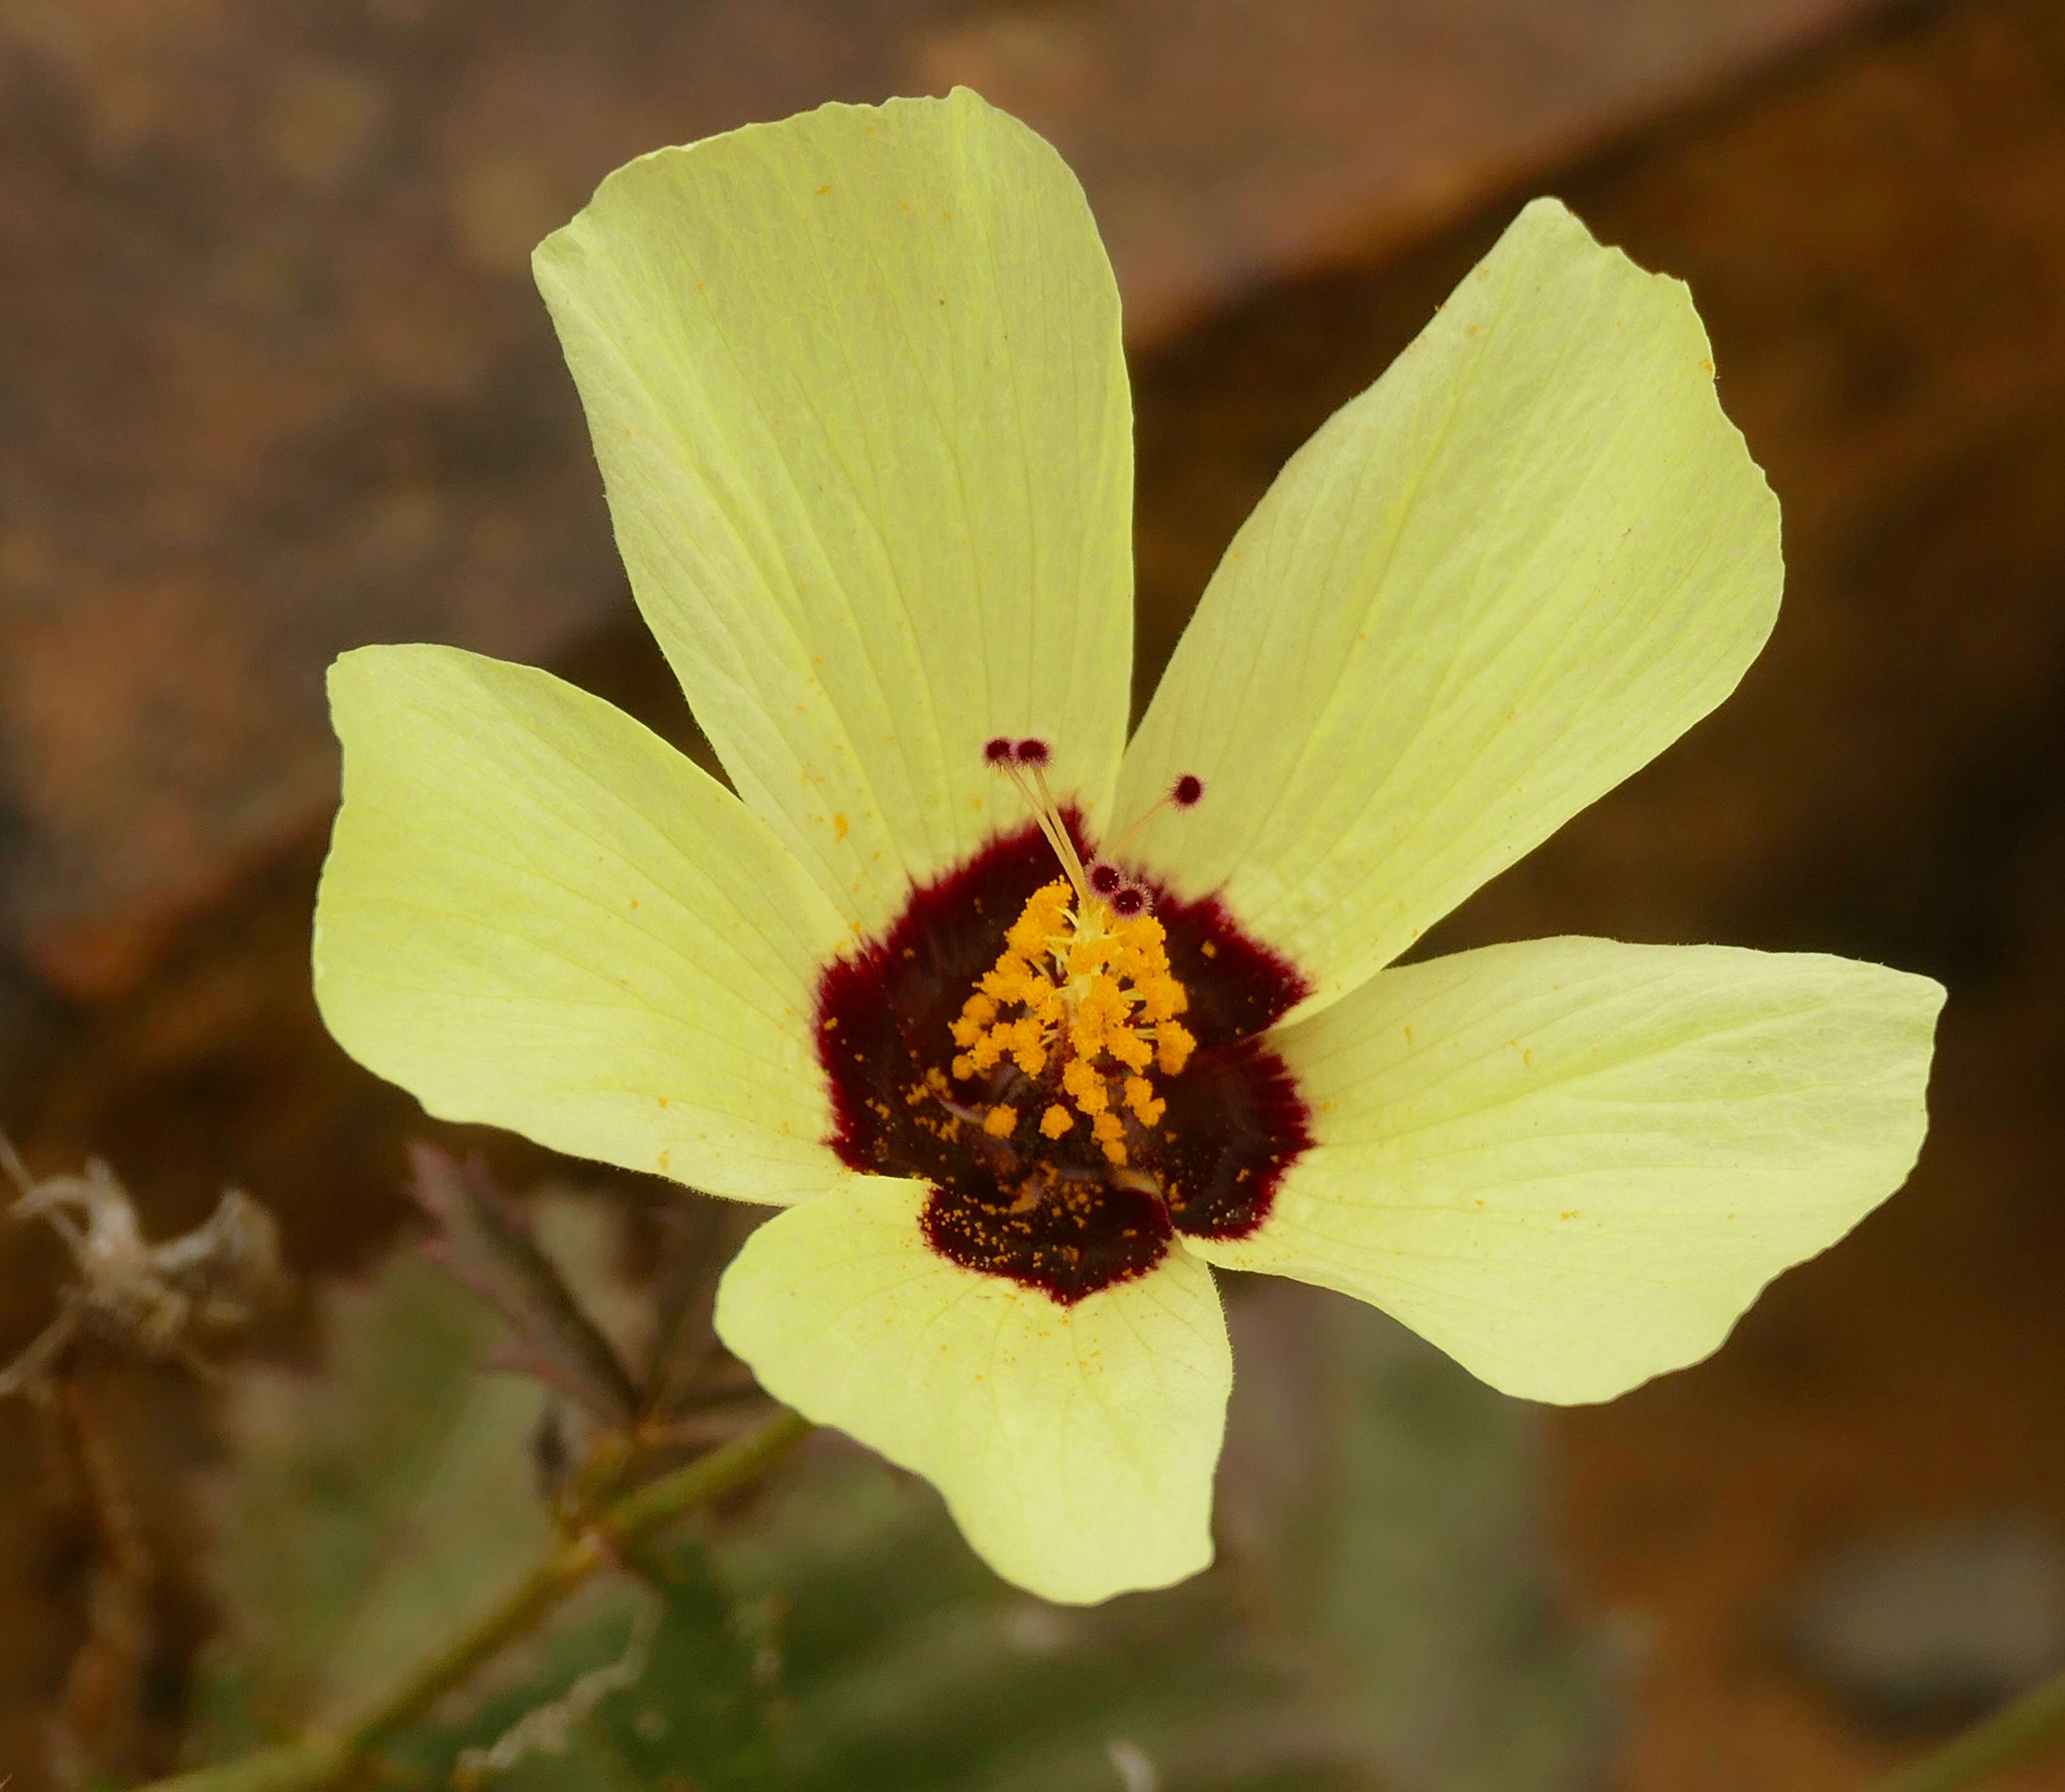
<box><xmin>3</xmin><ymin>0</ymin><xmax>2064</xmax><ymax>1786</ymax></box>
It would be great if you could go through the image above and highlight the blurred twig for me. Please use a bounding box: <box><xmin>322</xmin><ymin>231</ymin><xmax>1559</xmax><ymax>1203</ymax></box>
<box><xmin>0</xmin><ymin>1137</ymin><xmax>288</xmax><ymax>1400</ymax></box>
<box><xmin>1</xmin><ymin>1137</ymin><xmax>289</xmax><ymax>1784</ymax></box>
<box><xmin>1876</xmin><ymin>1666</ymin><xmax>2065</xmax><ymax>1792</ymax></box>
<box><xmin>48</xmin><ymin>1374</ymin><xmax>158</xmax><ymax>1784</ymax></box>
<box><xmin>407</xmin><ymin>1146</ymin><xmax>642</xmax><ymax>1428</ymax></box>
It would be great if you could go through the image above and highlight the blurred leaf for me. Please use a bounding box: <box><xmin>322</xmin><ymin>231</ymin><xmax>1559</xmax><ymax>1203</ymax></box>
<box><xmin>193</xmin><ymin>1196</ymin><xmax>777</xmax><ymax>1792</ymax></box>
<box><xmin>726</xmin><ymin>1453</ymin><xmax>1359</xmax><ymax>1792</ymax></box>
<box><xmin>409</xmin><ymin>1146</ymin><xmax>641</xmax><ymax>1427</ymax></box>
<box><xmin>1216</xmin><ymin>1282</ymin><xmax>1622</xmax><ymax>1792</ymax></box>
<box><xmin>385</xmin><ymin>1537</ymin><xmax>775</xmax><ymax>1792</ymax></box>
<box><xmin>193</xmin><ymin>1202</ymin><xmax>1612</xmax><ymax>1792</ymax></box>
<box><xmin>196</xmin><ymin>1239</ymin><xmax>556</xmax><ymax>1746</ymax></box>
<box><xmin>643</xmin><ymin>1197</ymin><xmax>749</xmax><ymax>1421</ymax></box>
<box><xmin>707</xmin><ymin>1280</ymin><xmax>1617</xmax><ymax>1792</ymax></box>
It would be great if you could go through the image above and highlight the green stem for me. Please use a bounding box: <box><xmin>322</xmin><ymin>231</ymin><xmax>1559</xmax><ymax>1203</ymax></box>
<box><xmin>145</xmin><ymin>1407</ymin><xmax>813</xmax><ymax>1792</ymax></box>
<box><xmin>1876</xmin><ymin>1666</ymin><xmax>2065</xmax><ymax>1792</ymax></box>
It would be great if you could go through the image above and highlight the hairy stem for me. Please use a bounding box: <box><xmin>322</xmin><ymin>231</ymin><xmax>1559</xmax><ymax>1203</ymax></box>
<box><xmin>1877</xmin><ymin>1667</ymin><xmax>2065</xmax><ymax>1792</ymax></box>
<box><xmin>142</xmin><ymin>1407</ymin><xmax>813</xmax><ymax>1792</ymax></box>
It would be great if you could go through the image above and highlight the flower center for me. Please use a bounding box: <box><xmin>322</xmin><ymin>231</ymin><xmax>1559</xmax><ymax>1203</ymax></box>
<box><xmin>814</xmin><ymin>745</ymin><xmax>1314</xmax><ymax>1304</ymax></box>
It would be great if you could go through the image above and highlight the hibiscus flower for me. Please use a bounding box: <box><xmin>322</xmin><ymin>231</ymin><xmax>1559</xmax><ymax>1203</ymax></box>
<box><xmin>313</xmin><ymin>89</ymin><xmax>1942</xmax><ymax>1604</ymax></box>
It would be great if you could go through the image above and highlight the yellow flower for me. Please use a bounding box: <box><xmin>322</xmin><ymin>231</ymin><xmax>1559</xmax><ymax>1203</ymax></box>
<box><xmin>312</xmin><ymin>91</ymin><xmax>1943</xmax><ymax>1606</ymax></box>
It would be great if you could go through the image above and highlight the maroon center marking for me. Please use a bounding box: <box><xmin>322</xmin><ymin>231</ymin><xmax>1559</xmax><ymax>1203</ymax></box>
<box><xmin>814</xmin><ymin>816</ymin><xmax>1313</xmax><ymax>1304</ymax></box>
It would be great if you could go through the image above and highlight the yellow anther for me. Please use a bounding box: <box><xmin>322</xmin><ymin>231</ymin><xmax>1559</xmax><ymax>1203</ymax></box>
<box><xmin>1006</xmin><ymin>883</ymin><xmax>1069</xmax><ymax>955</ymax></box>
<box><xmin>1090</xmin><ymin>1110</ymin><xmax>1128</xmax><ymax>1165</ymax></box>
<box><xmin>1079</xmin><ymin>979</ymin><xmax>1128</xmax><ymax>1025</ymax></box>
<box><xmin>1008</xmin><ymin>1018</ymin><xmax>1048</xmax><ymax>1077</ymax></box>
<box><xmin>949</xmin><ymin>876</ymin><xmax>1194</xmax><ymax>1150</ymax></box>
<box><xmin>980</xmin><ymin>956</ymin><xmax>1036</xmax><ymax>1004</ymax></box>
<box><xmin>1061</xmin><ymin>1057</ymin><xmax>1109</xmax><ymax>1114</ymax></box>
<box><xmin>1138</xmin><ymin>973</ymin><xmax>1187</xmax><ymax>1022</ymax></box>
<box><xmin>966</xmin><ymin>1030</ymin><xmax>1006</xmax><ymax>1074</ymax></box>
<box><xmin>1155</xmin><ymin>1021</ymin><xmax>1195</xmax><ymax>1076</ymax></box>
<box><xmin>1107</xmin><ymin>1030</ymin><xmax>1153</xmax><ymax>1074</ymax></box>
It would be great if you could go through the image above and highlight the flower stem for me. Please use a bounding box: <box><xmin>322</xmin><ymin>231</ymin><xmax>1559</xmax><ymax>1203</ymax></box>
<box><xmin>142</xmin><ymin>1406</ymin><xmax>813</xmax><ymax>1792</ymax></box>
<box><xmin>1876</xmin><ymin>1666</ymin><xmax>2065</xmax><ymax>1792</ymax></box>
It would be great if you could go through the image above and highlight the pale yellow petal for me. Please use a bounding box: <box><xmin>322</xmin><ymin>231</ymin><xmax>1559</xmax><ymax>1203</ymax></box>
<box><xmin>1115</xmin><ymin>199</ymin><xmax>1781</xmax><ymax>1020</ymax></box>
<box><xmin>536</xmin><ymin>90</ymin><xmax>1133</xmax><ymax>935</ymax></box>
<box><xmin>1186</xmin><ymin>937</ymin><xmax>1942</xmax><ymax>1402</ymax></box>
<box><xmin>313</xmin><ymin>644</ymin><xmax>857</xmax><ymax>1204</ymax></box>
<box><xmin>714</xmin><ymin>1180</ymin><xmax>1229</xmax><ymax>1603</ymax></box>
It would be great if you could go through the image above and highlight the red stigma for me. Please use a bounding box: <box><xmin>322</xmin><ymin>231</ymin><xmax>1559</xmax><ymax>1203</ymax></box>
<box><xmin>1013</xmin><ymin>737</ymin><xmax>1052</xmax><ymax>767</ymax></box>
<box><xmin>1088</xmin><ymin>862</ymin><xmax>1123</xmax><ymax>896</ymax></box>
<box><xmin>1111</xmin><ymin>887</ymin><xmax>1148</xmax><ymax>918</ymax></box>
<box><xmin>983</xmin><ymin>736</ymin><xmax>1015</xmax><ymax>766</ymax></box>
<box><xmin>1171</xmin><ymin>774</ymin><xmax>1204</xmax><ymax>809</ymax></box>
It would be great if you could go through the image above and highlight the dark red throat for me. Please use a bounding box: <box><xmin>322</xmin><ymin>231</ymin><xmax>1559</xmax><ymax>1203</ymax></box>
<box><xmin>814</xmin><ymin>816</ymin><xmax>1313</xmax><ymax>1303</ymax></box>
